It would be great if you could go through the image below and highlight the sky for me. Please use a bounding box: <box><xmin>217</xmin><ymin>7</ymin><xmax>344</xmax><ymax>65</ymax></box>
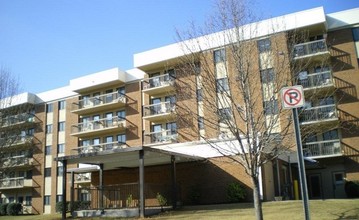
<box><xmin>1</xmin><ymin>0</ymin><xmax>359</xmax><ymax>94</ymax></box>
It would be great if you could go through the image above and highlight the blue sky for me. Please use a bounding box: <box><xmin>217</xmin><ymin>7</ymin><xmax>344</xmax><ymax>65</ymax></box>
<box><xmin>1</xmin><ymin>0</ymin><xmax>358</xmax><ymax>94</ymax></box>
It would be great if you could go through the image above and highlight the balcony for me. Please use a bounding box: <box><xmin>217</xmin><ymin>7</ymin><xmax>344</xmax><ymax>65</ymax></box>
<box><xmin>74</xmin><ymin>173</ymin><xmax>91</xmax><ymax>184</ymax></box>
<box><xmin>296</xmin><ymin>70</ymin><xmax>334</xmax><ymax>92</ymax></box>
<box><xmin>0</xmin><ymin>135</ymin><xmax>33</xmax><ymax>150</ymax></box>
<box><xmin>0</xmin><ymin>113</ymin><xmax>37</xmax><ymax>130</ymax></box>
<box><xmin>71</xmin><ymin>91</ymin><xmax>126</xmax><ymax>115</ymax></box>
<box><xmin>303</xmin><ymin>139</ymin><xmax>342</xmax><ymax>158</ymax></box>
<box><xmin>144</xmin><ymin>130</ymin><xmax>178</xmax><ymax>146</ymax></box>
<box><xmin>143</xmin><ymin>102</ymin><xmax>176</xmax><ymax>122</ymax></box>
<box><xmin>71</xmin><ymin>116</ymin><xmax>126</xmax><ymax>138</ymax></box>
<box><xmin>142</xmin><ymin>74</ymin><xmax>175</xmax><ymax>96</ymax></box>
<box><xmin>0</xmin><ymin>155</ymin><xmax>34</xmax><ymax>168</ymax></box>
<box><xmin>71</xmin><ymin>141</ymin><xmax>127</xmax><ymax>155</ymax></box>
<box><xmin>0</xmin><ymin>177</ymin><xmax>32</xmax><ymax>190</ymax></box>
<box><xmin>293</xmin><ymin>39</ymin><xmax>330</xmax><ymax>61</ymax></box>
<box><xmin>299</xmin><ymin>104</ymin><xmax>338</xmax><ymax>125</ymax></box>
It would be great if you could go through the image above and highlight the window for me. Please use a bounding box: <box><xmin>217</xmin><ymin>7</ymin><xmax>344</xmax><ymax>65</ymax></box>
<box><xmin>44</xmin><ymin>168</ymin><xmax>51</xmax><ymax>177</ymax></box>
<box><xmin>333</xmin><ymin>172</ymin><xmax>345</xmax><ymax>185</ymax></box>
<box><xmin>216</xmin><ymin>77</ymin><xmax>229</xmax><ymax>92</ymax></box>
<box><xmin>196</xmin><ymin>89</ymin><xmax>203</xmax><ymax>101</ymax></box>
<box><xmin>198</xmin><ymin>117</ymin><xmax>204</xmax><ymax>130</ymax></box>
<box><xmin>58</xmin><ymin>100</ymin><xmax>66</xmax><ymax>110</ymax></box>
<box><xmin>57</xmin><ymin>144</ymin><xmax>65</xmax><ymax>153</ymax></box>
<box><xmin>46</xmin><ymin>124</ymin><xmax>53</xmax><ymax>134</ymax></box>
<box><xmin>166</xmin><ymin>122</ymin><xmax>177</xmax><ymax>135</ymax></box>
<box><xmin>319</xmin><ymin>96</ymin><xmax>334</xmax><ymax>106</ymax></box>
<box><xmin>323</xmin><ymin>129</ymin><xmax>338</xmax><ymax>141</ymax></box>
<box><xmin>214</xmin><ymin>49</ymin><xmax>226</xmax><ymax>63</ymax></box>
<box><xmin>57</xmin><ymin>166</ymin><xmax>63</xmax><ymax>176</ymax></box>
<box><xmin>26</xmin><ymin>170</ymin><xmax>32</xmax><ymax>179</ymax></box>
<box><xmin>164</xmin><ymin>69</ymin><xmax>176</xmax><ymax>78</ymax></box>
<box><xmin>117</xmin><ymin>87</ymin><xmax>125</xmax><ymax>96</ymax></box>
<box><xmin>56</xmin><ymin>195</ymin><xmax>63</xmax><ymax>203</ymax></box>
<box><xmin>8</xmin><ymin>197</ymin><xmax>14</xmax><ymax>203</ymax></box>
<box><xmin>46</xmin><ymin>103</ymin><xmax>53</xmax><ymax>113</ymax></box>
<box><xmin>58</xmin><ymin>122</ymin><xmax>65</xmax><ymax>132</ymax></box>
<box><xmin>117</xmin><ymin>134</ymin><xmax>126</xmax><ymax>144</ymax></box>
<box><xmin>45</xmin><ymin>145</ymin><xmax>51</xmax><ymax>155</ymax></box>
<box><xmin>27</xmin><ymin>128</ymin><xmax>35</xmax><ymax>135</ymax></box>
<box><xmin>25</xmin><ymin>196</ymin><xmax>32</xmax><ymax>206</ymax></box>
<box><xmin>194</xmin><ymin>62</ymin><xmax>201</xmax><ymax>75</ymax></box>
<box><xmin>218</xmin><ymin>108</ymin><xmax>232</xmax><ymax>122</ymax></box>
<box><xmin>264</xmin><ymin>99</ymin><xmax>279</xmax><ymax>115</ymax></box>
<box><xmin>260</xmin><ymin>68</ymin><xmax>275</xmax><ymax>84</ymax></box>
<box><xmin>44</xmin><ymin>196</ymin><xmax>50</xmax><ymax>205</ymax></box>
<box><xmin>257</xmin><ymin>38</ymin><xmax>271</xmax><ymax>52</ymax></box>
<box><xmin>117</xmin><ymin>110</ymin><xmax>126</xmax><ymax>120</ymax></box>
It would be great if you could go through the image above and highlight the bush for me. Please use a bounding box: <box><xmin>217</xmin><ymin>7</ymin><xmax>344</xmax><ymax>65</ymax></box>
<box><xmin>6</xmin><ymin>203</ymin><xmax>22</xmax><ymax>216</ymax></box>
<box><xmin>0</xmin><ymin>204</ymin><xmax>8</xmax><ymax>216</ymax></box>
<box><xmin>55</xmin><ymin>201</ymin><xmax>69</xmax><ymax>213</ymax></box>
<box><xmin>345</xmin><ymin>181</ymin><xmax>359</xmax><ymax>198</ymax></box>
<box><xmin>226</xmin><ymin>182</ymin><xmax>247</xmax><ymax>203</ymax></box>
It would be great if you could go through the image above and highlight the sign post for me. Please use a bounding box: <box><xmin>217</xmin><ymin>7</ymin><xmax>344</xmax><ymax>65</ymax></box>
<box><xmin>281</xmin><ymin>85</ymin><xmax>310</xmax><ymax>220</ymax></box>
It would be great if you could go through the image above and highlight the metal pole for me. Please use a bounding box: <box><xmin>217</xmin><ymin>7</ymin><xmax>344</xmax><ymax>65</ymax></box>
<box><xmin>139</xmin><ymin>150</ymin><xmax>145</xmax><ymax>218</ymax></box>
<box><xmin>171</xmin><ymin>156</ymin><xmax>177</xmax><ymax>209</ymax></box>
<box><xmin>292</xmin><ymin>108</ymin><xmax>310</xmax><ymax>220</ymax></box>
<box><xmin>62</xmin><ymin>160</ymin><xmax>67</xmax><ymax>220</ymax></box>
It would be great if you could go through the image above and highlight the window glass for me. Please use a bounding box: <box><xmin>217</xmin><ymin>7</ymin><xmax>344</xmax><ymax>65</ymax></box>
<box><xmin>198</xmin><ymin>117</ymin><xmax>204</xmax><ymax>130</ymax></box>
<box><xmin>45</xmin><ymin>146</ymin><xmax>51</xmax><ymax>155</ymax></box>
<box><xmin>58</xmin><ymin>122</ymin><xmax>65</xmax><ymax>132</ymax></box>
<box><xmin>352</xmin><ymin>27</ymin><xmax>359</xmax><ymax>41</ymax></box>
<box><xmin>214</xmin><ymin>49</ymin><xmax>226</xmax><ymax>63</ymax></box>
<box><xmin>117</xmin><ymin>110</ymin><xmax>126</xmax><ymax>119</ymax></box>
<box><xmin>258</xmin><ymin>38</ymin><xmax>271</xmax><ymax>52</ymax></box>
<box><xmin>46</xmin><ymin>124</ymin><xmax>53</xmax><ymax>134</ymax></box>
<box><xmin>57</xmin><ymin>144</ymin><xmax>65</xmax><ymax>153</ymax></box>
<box><xmin>322</xmin><ymin>129</ymin><xmax>338</xmax><ymax>140</ymax></box>
<box><xmin>264</xmin><ymin>99</ymin><xmax>279</xmax><ymax>115</ymax></box>
<box><xmin>117</xmin><ymin>134</ymin><xmax>126</xmax><ymax>144</ymax></box>
<box><xmin>58</xmin><ymin>100</ymin><xmax>66</xmax><ymax>110</ymax></box>
<box><xmin>44</xmin><ymin>196</ymin><xmax>50</xmax><ymax>205</ymax></box>
<box><xmin>44</xmin><ymin>168</ymin><xmax>51</xmax><ymax>177</ymax></box>
<box><xmin>219</xmin><ymin>108</ymin><xmax>232</xmax><ymax>122</ymax></box>
<box><xmin>197</xmin><ymin>89</ymin><xmax>203</xmax><ymax>101</ymax></box>
<box><xmin>260</xmin><ymin>68</ymin><xmax>275</xmax><ymax>83</ymax></box>
<box><xmin>46</xmin><ymin>103</ymin><xmax>53</xmax><ymax>113</ymax></box>
<box><xmin>57</xmin><ymin>166</ymin><xmax>63</xmax><ymax>176</ymax></box>
<box><xmin>216</xmin><ymin>78</ymin><xmax>229</xmax><ymax>92</ymax></box>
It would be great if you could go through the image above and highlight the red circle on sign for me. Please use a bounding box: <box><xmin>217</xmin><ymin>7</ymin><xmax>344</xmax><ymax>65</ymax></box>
<box><xmin>283</xmin><ymin>88</ymin><xmax>302</xmax><ymax>106</ymax></box>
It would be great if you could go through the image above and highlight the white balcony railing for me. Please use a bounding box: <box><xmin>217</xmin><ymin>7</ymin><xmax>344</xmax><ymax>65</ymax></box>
<box><xmin>299</xmin><ymin>104</ymin><xmax>338</xmax><ymax>123</ymax></box>
<box><xmin>1</xmin><ymin>155</ymin><xmax>33</xmax><ymax>167</ymax></box>
<box><xmin>71</xmin><ymin>116</ymin><xmax>125</xmax><ymax>135</ymax></box>
<box><xmin>303</xmin><ymin>139</ymin><xmax>342</xmax><ymax>158</ymax></box>
<box><xmin>0</xmin><ymin>135</ymin><xmax>33</xmax><ymax>148</ymax></box>
<box><xmin>0</xmin><ymin>113</ymin><xmax>35</xmax><ymax>128</ymax></box>
<box><xmin>144</xmin><ymin>130</ymin><xmax>178</xmax><ymax>145</ymax></box>
<box><xmin>293</xmin><ymin>39</ymin><xmax>328</xmax><ymax>59</ymax></box>
<box><xmin>0</xmin><ymin>177</ymin><xmax>32</xmax><ymax>189</ymax></box>
<box><xmin>143</xmin><ymin>102</ymin><xmax>176</xmax><ymax>117</ymax></box>
<box><xmin>143</xmin><ymin>73</ymin><xmax>175</xmax><ymax>90</ymax></box>
<box><xmin>72</xmin><ymin>91</ymin><xmax>126</xmax><ymax>111</ymax></box>
<box><xmin>297</xmin><ymin>70</ymin><xmax>333</xmax><ymax>89</ymax></box>
<box><xmin>73</xmin><ymin>141</ymin><xmax>126</xmax><ymax>155</ymax></box>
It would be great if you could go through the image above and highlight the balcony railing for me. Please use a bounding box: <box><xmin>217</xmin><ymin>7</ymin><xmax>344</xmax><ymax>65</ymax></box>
<box><xmin>297</xmin><ymin>70</ymin><xmax>333</xmax><ymax>89</ymax></box>
<box><xmin>0</xmin><ymin>177</ymin><xmax>32</xmax><ymax>189</ymax></box>
<box><xmin>72</xmin><ymin>141</ymin><xmax>126</xmax><ymax>155</ymax></box>
<box><xmin>0</xmin><ymin>113</ymin><xmax>35</xmax><ymax>128</ymax></box>
<box><xmin>293</xmin><ymin>39</ymin><xmax>328</xmax><ymax>59</ymax></box>
<box><xmin>143</xmin><ymin>73</ymin><xmax>175</xmax><ymax>90</ymax></box>
<box><xmin>299</xmin><ymin>104</ymin><xmax>338</xmax><ymax>124</ymax></box>
<box><xmin>72</xmin><ymin>91</ymin><xmax>126</xmax><ymax>113</ymax></box>
<box><xmin>0</xmin><ymin>155</ymin><xmax>33</xmax><ymax>168</ymax></box>
<box><xmin>144</xmin><ymin>130</ymin><xmax>178</xmax><ymax>145</ymax></box>
<box><xmin>75</xmin><ymin>173</ymin><xmax>91</xmax><ymax>183</ymax></box>
<box><xmin>71</xmin><ymin>116</ymin><xmax>125</xmax><ymax>136</ymax></box>
<box><xmin>303</xmin><ymin>139</ymin><xmax>342</xmax><ymax>158</ymax></box>
<box><xmin>143</xmin><ymin>102</ymin><xmax>176</xmax><ymax>117</ymax></box>
<box><xmin>0</xmin><ymin>135</ymin><xmax>33</xmax><ymax>148</ymax></box>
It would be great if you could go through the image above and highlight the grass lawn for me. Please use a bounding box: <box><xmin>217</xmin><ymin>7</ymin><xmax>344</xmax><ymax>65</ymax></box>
<box><xmin>0</xmin><ymin>199</ymin><xmax>357</xmax><ymax>220</ymax></box>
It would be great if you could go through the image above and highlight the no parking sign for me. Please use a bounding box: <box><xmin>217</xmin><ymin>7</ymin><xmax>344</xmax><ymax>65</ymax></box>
<box><xmin>281</xmin><ymin>85</ymin><xmax>305</xmax><ymax>109</ymax></box>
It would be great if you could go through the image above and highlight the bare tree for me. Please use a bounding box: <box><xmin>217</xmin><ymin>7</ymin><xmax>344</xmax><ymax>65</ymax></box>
<box><xmin>172</xmin><ymin>0</ymin><xmax>337</xmax><ymax>219</ymax></box>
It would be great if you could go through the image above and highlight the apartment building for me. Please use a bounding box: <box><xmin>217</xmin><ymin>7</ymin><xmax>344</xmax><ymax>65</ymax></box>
<box><xmin>0</xmin><ymin>6</ymin><xmax>358</xmax><ymax>217</ymax></box>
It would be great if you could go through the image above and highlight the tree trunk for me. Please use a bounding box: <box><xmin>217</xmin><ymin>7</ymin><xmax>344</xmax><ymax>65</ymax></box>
<box><xmin>252</xmin><ymin>176</ymin><xmax>263</xmax><ymax>220</ymax></box>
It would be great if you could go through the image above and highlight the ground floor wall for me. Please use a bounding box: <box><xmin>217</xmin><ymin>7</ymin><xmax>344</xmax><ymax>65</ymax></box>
<box><xmin>90</xmin><ymin>157</ymin><xmax>254</xmax><ymax>206</ymax></box>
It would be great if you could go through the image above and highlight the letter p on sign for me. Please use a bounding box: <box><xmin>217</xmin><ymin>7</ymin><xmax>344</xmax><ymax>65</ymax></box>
<box><xmin>281</xmin><ymin>85</ymin><xmax>305</xmax><ymax>109</ymax></box>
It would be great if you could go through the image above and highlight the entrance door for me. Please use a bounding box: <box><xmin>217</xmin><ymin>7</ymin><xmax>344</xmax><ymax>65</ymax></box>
<box><xmin>308</xmin><ymin>174</ymin><xmax>322</xmax><ymax>199</ymax></box>
<box><xmin>333</xmin><ymin>172</ymin><xmax>346</xmax><ymax>198</ymax></box>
